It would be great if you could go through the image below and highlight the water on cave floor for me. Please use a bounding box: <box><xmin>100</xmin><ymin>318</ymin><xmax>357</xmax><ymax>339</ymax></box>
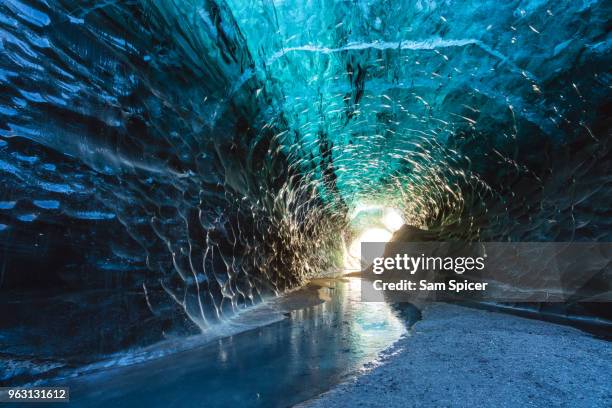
<box><xmin>41</xmin><ymin>278</ymin><xmax>417</xmax><ymax>408</ymax></box>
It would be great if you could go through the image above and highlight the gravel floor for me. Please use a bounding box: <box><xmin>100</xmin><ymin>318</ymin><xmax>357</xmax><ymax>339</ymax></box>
<box><xmin>301</xmin><ymin>303</ymin><xmax>612</xmax><ymax>408</ymax></box>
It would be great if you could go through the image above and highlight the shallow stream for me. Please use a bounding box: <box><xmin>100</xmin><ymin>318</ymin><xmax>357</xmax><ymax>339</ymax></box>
<box><xmin>45</xmin><ymin>278</ymin><xmax>419</xmax><ymax>407</ymax></box>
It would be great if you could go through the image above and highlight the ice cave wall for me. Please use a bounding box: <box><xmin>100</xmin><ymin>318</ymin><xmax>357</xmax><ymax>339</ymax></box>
<box><xmin>0</xmin><ymin>0</ymin><xmax>346</xmax><ymax>364</ymax></box>
<box><xmin>227</xmin><ymin>0</ymin><xmax>610</xmax><ymax>240</ymax></box>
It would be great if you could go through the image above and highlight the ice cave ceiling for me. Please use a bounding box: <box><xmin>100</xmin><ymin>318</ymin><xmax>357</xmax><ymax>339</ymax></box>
<box><xmin>0</xmin><ymin>0</ymin><xmax>610</xmax><ymax>363</ymax></box>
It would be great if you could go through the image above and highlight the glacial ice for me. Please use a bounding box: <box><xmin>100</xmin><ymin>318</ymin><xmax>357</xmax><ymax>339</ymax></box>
<box><xmin>0</xmin><ymin>0</ymin><xmax>610</xmax><ymax>381</ymax></box>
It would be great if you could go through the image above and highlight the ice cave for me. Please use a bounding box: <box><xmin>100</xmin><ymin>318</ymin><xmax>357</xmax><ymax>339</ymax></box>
<box><xmin>0</xmin><ymin>0</ymin><xmax>610</xmax><ymax>406</ymax></box>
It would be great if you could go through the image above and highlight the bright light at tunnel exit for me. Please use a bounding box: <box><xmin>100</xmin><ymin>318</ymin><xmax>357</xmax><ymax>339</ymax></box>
<box><xmin>344</xmin><ymin>206</ymin><xmax>405</xmax><ymax>271</ymax></box>
<box><xmin>382</xmin><ymin>208</ymin><xmax>405</xmax><ymax>232</ymax></box>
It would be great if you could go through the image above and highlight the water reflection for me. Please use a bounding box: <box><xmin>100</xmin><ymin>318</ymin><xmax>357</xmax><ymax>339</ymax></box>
<box><xmin>49</xmin><ymin>278</ymin><xmax>417</xmax><ymax>408</ymax></box>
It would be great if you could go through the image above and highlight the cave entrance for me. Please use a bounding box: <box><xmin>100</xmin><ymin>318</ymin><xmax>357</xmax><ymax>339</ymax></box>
<box><xmin>344</xmin><ymin>204</ymin><xmax>405</xmax><ymax>272</ymax></box>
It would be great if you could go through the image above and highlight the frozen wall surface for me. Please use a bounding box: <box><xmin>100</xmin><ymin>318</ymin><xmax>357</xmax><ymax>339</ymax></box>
<box><xmin>0</xmin><ymin>0</ymin><xmax>609</xmax><ymax>383</ymax></box>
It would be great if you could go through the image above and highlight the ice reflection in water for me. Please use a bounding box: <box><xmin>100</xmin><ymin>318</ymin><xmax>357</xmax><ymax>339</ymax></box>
<box><xmin>53</xmin><ymin>278</ymin><xmax>417</xmax><ymax>408</ymax></box>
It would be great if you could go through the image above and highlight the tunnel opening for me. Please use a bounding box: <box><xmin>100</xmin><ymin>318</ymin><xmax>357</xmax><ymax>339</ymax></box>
<box><xmin>344</xmin><ymin>204</ymin><xmax>405</xmax><ymax>271</ymax></box>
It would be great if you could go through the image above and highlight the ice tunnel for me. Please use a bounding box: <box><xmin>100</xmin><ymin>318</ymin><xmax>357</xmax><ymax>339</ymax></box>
<box><xmin>0</xmin><ymin>0</ymin><xmax>610</xmax><ymax>383</ymax></box>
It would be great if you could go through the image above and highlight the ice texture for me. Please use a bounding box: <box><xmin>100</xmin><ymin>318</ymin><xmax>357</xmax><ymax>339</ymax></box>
<box><xmin>0</xmin><ymin>0</ymin><xmax>610</xmax><ymax>379</ymax></box>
